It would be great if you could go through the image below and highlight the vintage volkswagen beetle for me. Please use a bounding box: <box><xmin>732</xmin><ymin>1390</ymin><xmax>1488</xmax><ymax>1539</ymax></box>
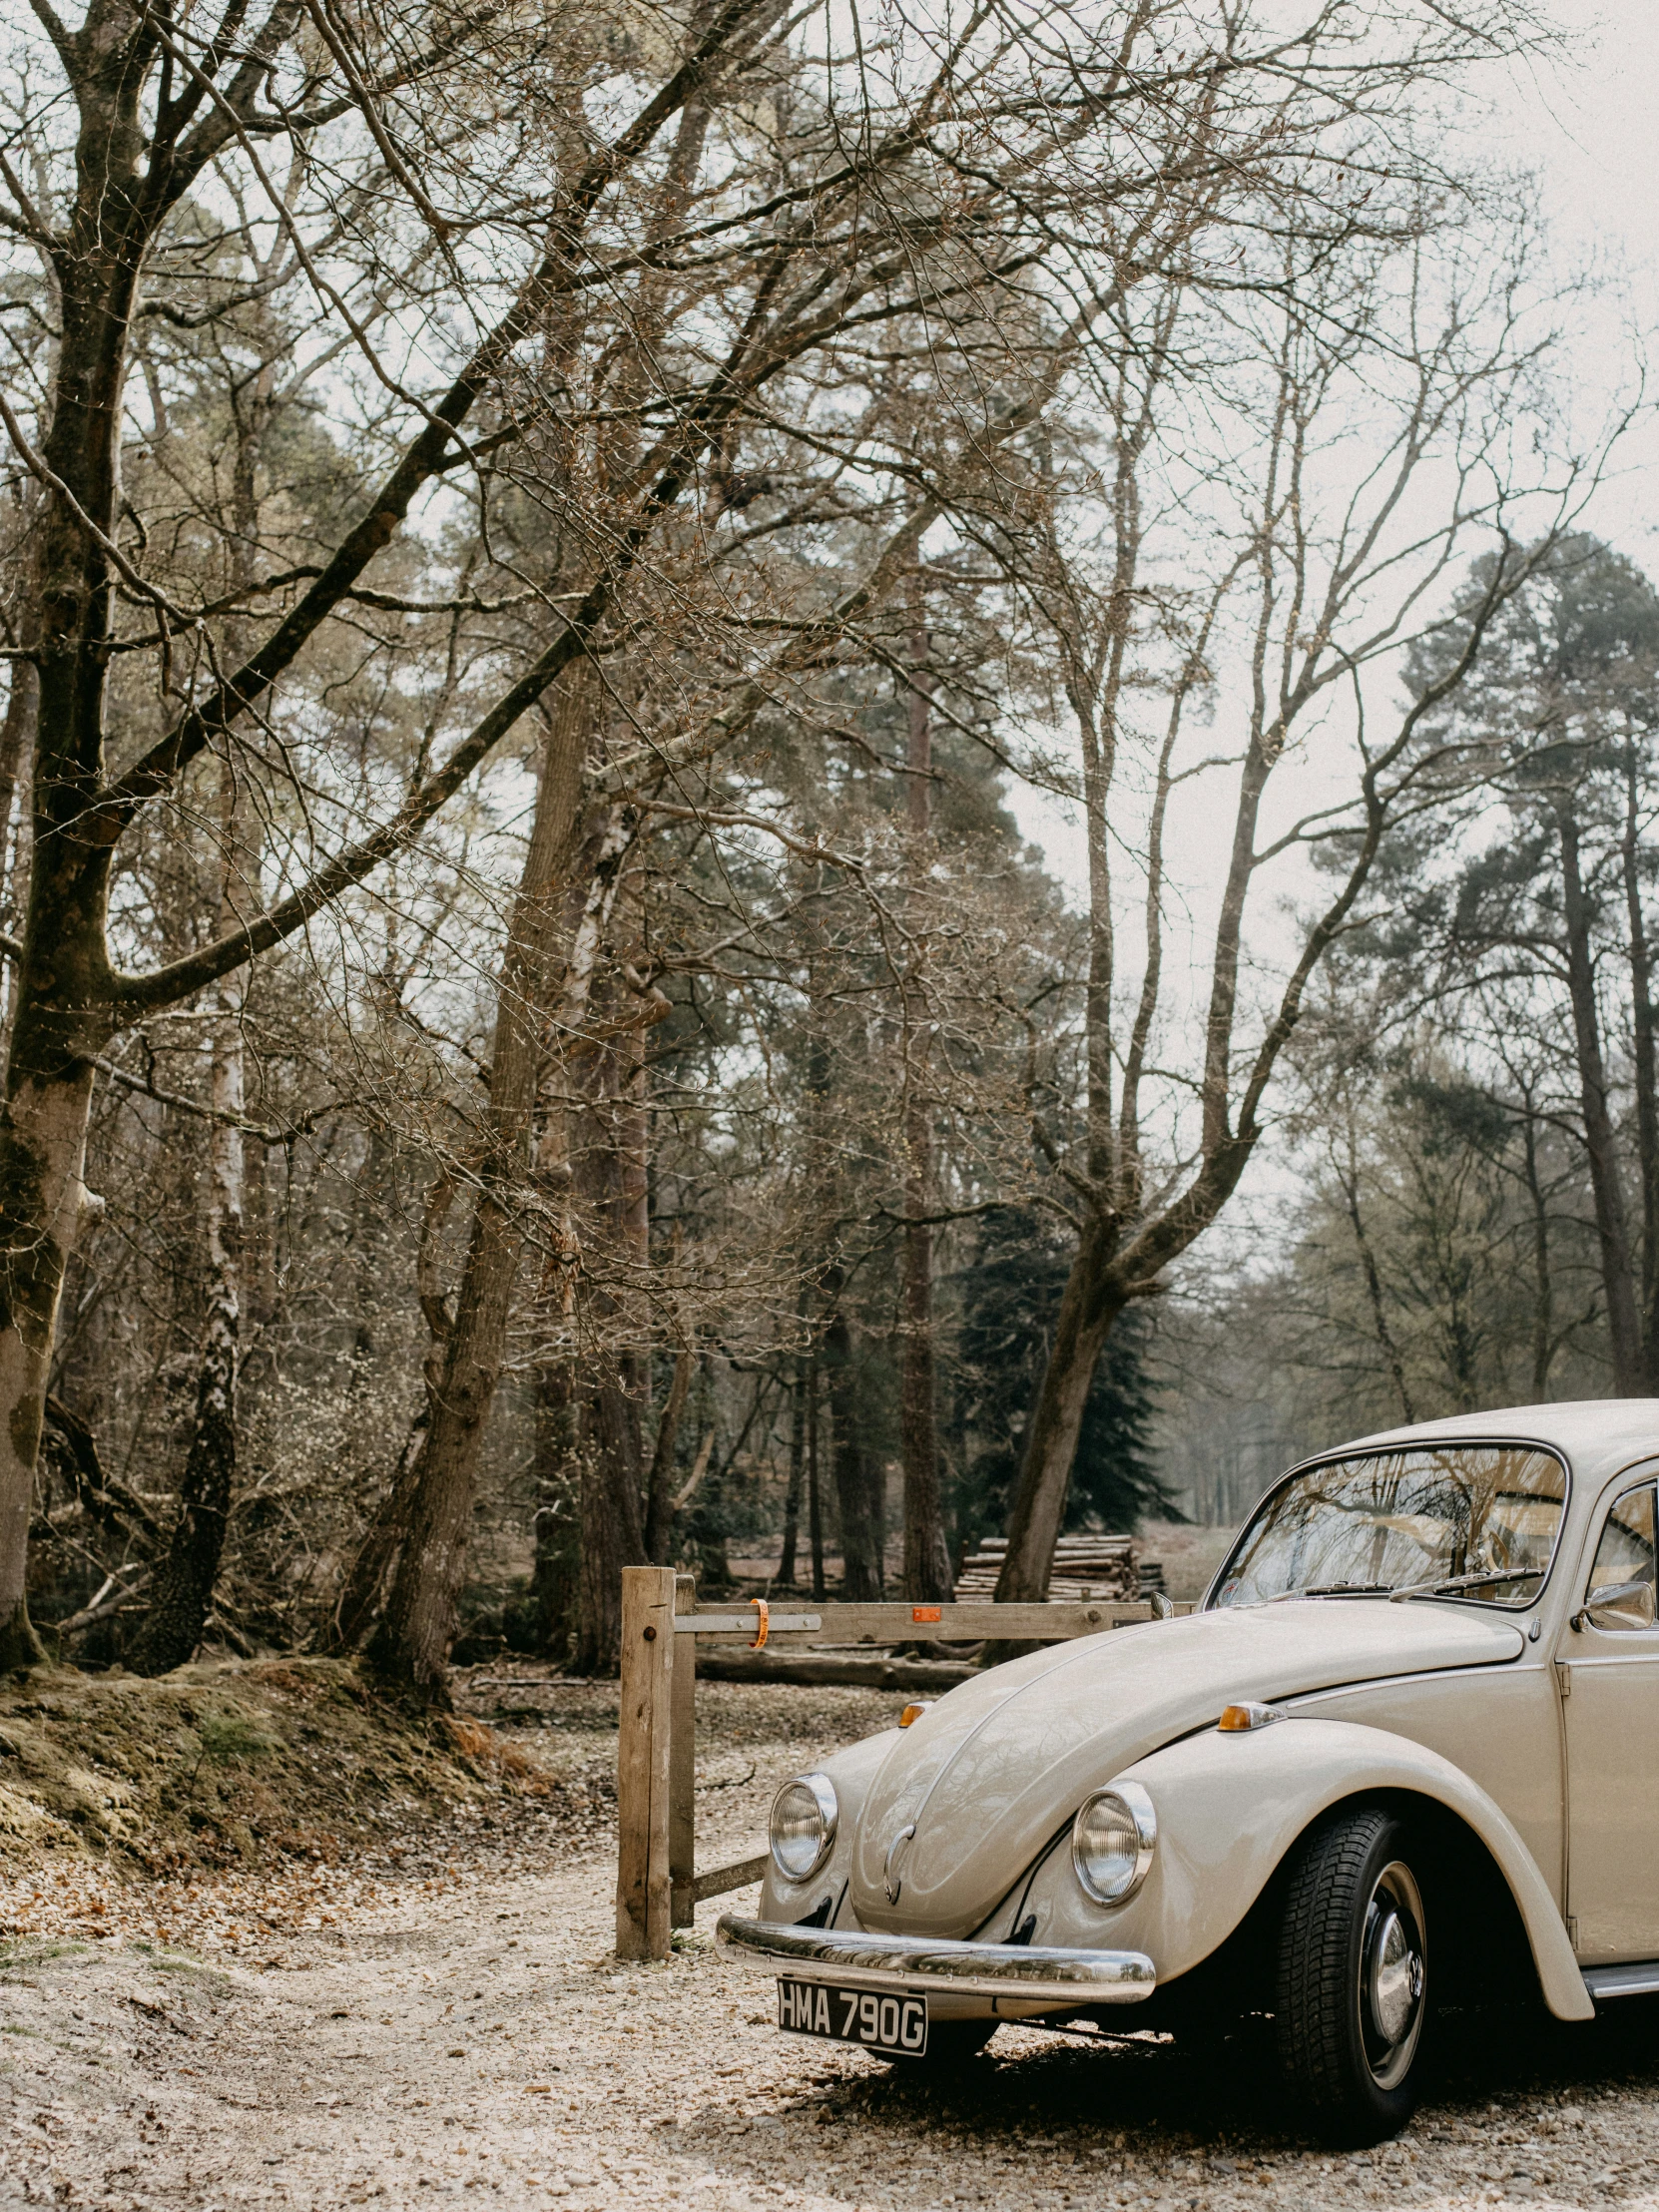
<box><xmin>719</xmin><ymin>1400</ymin><xmax>1659</xmax><ymax>2141</ymax></box>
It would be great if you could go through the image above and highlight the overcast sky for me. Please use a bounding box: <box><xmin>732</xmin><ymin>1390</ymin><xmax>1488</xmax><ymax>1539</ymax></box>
<box><xmin>1494</xmin><ymin>0</ymin><xmax>1659</xmax><ymax>556</ymax></box>
<box><xmin>1013</xmin><ymin>1</ymin><xmax>1659</xmax><ymax>908</ymax></box>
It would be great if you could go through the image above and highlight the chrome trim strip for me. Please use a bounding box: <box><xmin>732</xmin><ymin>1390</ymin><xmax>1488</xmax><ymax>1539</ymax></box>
<box><xmin>715</xmin><ymin>1915</ymin><xmax>1156</xmax><ymax>2004</ymax></box>
<box><xmin>1583</xmin><ymin>1961</ymin><xmax>1659</xmax><ymax>2001</ymax></box>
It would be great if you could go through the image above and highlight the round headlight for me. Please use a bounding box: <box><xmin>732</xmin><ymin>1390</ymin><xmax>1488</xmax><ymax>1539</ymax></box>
<box><xmin>770</xmin><ymin>1772</ymin><xmax>838</xmax><ymax>1882</ymax></box>
<box><xmin>1071</xmin><ymin>1782</ymin><xmax>1156</xmax><ymax>1906</ymax></box>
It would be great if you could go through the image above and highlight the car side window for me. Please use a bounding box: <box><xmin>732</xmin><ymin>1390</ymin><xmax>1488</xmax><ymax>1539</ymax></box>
<box><xmin>1585</xmin><ymin>1482</ymin><xmax>1658</xmax><ymax>1627</ymax></box>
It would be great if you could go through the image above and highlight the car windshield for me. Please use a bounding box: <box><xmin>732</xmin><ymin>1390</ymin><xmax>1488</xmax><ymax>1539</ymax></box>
<box><xmin>1209</xmin><ymin>1444</ymin><xmax>1568</xmax><ymax>1610</ymax></box>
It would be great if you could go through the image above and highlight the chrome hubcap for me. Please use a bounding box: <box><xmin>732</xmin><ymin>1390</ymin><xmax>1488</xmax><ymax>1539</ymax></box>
<box><xmin>1360</xmin><ymin>1862</ymin><xmax>1425</xmax><ymax>2090</ymax></box>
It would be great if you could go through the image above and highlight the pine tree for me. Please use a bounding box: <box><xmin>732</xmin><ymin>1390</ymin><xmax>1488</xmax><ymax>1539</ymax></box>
<box><xmin>949</xmin><ymin>1209</ymin><xmax>1180</xmax><ymax>1552</ymax></box>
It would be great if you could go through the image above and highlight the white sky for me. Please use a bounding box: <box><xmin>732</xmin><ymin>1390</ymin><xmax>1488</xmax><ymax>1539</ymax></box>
<box><xmin>994</xmin><ymin>1</ymin><xmax>1659</xmax><ymax>1285</ymax></box>
<box><xmin>1497</xmin><ymin>0</ymin><xmax>1659</xmax><ymax>551</ymax></box>
<box><xmin>1014</xmin><ymin>0</ymin><xmax>1659</xmax><ymax>910</ymax></box>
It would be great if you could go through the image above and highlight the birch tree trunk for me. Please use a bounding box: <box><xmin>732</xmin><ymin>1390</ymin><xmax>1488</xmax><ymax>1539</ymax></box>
<box><xmin>0</xmin><ymin>660</ymin><xmax>36</xmax><ymax>1000</ymax></box>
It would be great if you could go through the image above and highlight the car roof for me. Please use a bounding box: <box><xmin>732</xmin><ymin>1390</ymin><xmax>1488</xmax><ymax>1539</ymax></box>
<box><xmin>1340</xmin><ymin>1398</ymin><xmax>1659</xmax><ymax>1487</ymax></box>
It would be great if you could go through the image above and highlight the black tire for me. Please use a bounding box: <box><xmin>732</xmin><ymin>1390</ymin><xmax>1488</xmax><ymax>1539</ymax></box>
<box><xmin>1276</xmin><ymin>1806</ymin><xmax>1427</xmax><ymax>2145</ymax></box>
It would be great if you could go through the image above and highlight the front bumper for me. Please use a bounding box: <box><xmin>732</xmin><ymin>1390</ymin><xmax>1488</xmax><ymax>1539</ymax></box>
<box><xmin>715</xmin><ymin>1915</ymin><xmax>1156</xmax><ymax>2005</ymax></box>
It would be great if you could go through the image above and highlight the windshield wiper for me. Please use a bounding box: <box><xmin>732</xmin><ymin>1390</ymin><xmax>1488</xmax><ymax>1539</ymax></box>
<box><xmin>1267</xmin><ymin>1581</ymin><xmax>1394</xmax><ymax>1603</ymax></box>
<box><xmin>1257</xmin><ymin>1568</ymin><xmax>1545</xmax><ymax>1608</ymax></box>
<box><xmin>1385</xmin><ymin>1567</ymin><xmax>1544</xmax><ymax>1603</ymax></box>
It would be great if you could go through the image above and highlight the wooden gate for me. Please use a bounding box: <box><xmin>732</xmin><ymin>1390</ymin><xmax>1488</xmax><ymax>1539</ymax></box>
<box><xmin>614</xmin><ymin>1563</ymin><xmax>1156</xmax><ymax>1960</ymax></box>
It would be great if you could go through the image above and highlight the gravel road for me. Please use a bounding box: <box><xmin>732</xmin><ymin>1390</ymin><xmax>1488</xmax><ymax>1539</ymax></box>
<box><xmin>5</xmin><ymin>1682</ymin><xmax>1659</xmax><ymax>2212</ymax></box>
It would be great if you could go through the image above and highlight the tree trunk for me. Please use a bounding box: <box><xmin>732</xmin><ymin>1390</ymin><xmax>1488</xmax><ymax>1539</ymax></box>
<box><xmin>126</xmin><ymin>343</ymin><xmax>280</xmax><ymax>1676</ymax></box>
<box><xmin>326</xmin><ymin>1172</ymin><xmax>455</xmax><ymax>1651</ymax></box>
<box><xmin>127</xmin><ymin>984</ymin><xmax>244</xmax><ymax>1674</ymax></box>
<box><xmin>1335</xmin><ymin>1121</ymin><xmax>1415</xmax><ymax>1423</ymax></box>
<box><xmin>899</xmin><ymin>592</ymin><xmax>952</xmax><ymax>1604</ymax></box>
<box><xmin>643</xmin><ymin>1346</ymin><xmax>694</xmax><ymax>1564</ymax></box>
<box><xmin>129</xmin><ymin>754</ymin><xmax>253</xmax><ymax>1676</ymax></box>
<box><xmin>1519</xmin><ymin>1100</ymin><xmax>1555</xmax><ymax>1398</ymax></box>
<box><xmin>0</xmin><ymin>658</ymin><xmax>37</xmax><ymax>1025</ymax></box>
<box><xmin>780</xmin><ymin>1325</ymin><xmax>806</xmax><ymax>1587</ymax></box>
<box><xmin>329</xmin><ymin>1422</ymin><xmax>426</xmax><ymax>1655</ymax></box>
<box><xmin>807</xmin><ymin>1340</ymin><xmax>826</xmax><ymax>1600</ymax></box>
<box><xmin>0</xmin><ymin>114</ymin><xmax>136</xmax><ymax>1665</ymax></box>
<box><xmin>367</xmin><ymin>1175</ymin><xmax>523</xmax><ymax>1699</ymax></box>
<box><xmin>823</xmin><ymin>1292</ymin><xmax>881</xmax><ymax>1599</ymax></box>
<box><xmin>0</xmin><ymin>1063</ymin><xmax>100</xmax><ymax>1669</ymax></box>
<box><xmin>1624</xmin><ymin>748</ymin><xmax>1659</xmax><ymax>1387</ymax></box>
<box><xmin>993</xmin><ymin>1223</ymin><xmax>1121</xmax><ymax>1602</ymax></box>
<box><xmin>575</xmin><ymin>1375</ymin><xmax>648</xmax><ymax>1672</ymax></box>
<box><xmin>1558</xmin><ymin>804</ymin><xmax>1644</xmax><ymax>1392</ymax></box>
<box><xmin>527</xmin><ymin>1360</ymin><xmax>581</xmax><ymax>1657</ymax></box>
<box><xmin>366</xmin><ymin>673</ymin><xmax>589</xmax><ymax>1699</ymax></box>
<box><xmin>569</xmin><ymin>1002</ymin><xmax>654</xmax><ymax>1667</ymax></box>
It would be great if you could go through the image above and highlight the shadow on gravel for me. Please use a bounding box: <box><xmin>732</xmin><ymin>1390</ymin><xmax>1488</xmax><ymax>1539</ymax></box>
<box><xmin>761</xmin><ymin>1996</ymin><xmax>1659</xmax><ymax>2155</ymax></box>
<box><xmin>805</xmin><ymin>2025</ymin><xmax>1305</xmax><ymax>2154</ymax></box>
<box><xmin>1423</xmin><ymin>1992</ymin><xmax>1659</xmax><ymax>2107</ymax></box>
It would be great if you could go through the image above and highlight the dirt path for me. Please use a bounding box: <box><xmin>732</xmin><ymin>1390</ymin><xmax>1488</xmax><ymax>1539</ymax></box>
<box><xmin>7</xmin><ymin>1684</ymin><xmax>1659</xmax><ymax>2212</ymax></box>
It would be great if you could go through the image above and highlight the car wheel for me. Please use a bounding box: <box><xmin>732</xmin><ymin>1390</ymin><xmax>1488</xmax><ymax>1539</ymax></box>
<box><xmin>1276</xmin><ymin>1806</ymin><xmax>1427</xmax><ymax>2144</ymax></box>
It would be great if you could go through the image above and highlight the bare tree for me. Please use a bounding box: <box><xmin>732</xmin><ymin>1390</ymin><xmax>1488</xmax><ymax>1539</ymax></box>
<box><xmin>0</xmin><ymin>0</ymin><xmax>1560</xmax><ymax>1676</ymax></box>
<box><xmin>981</xmin><ymin>231</ymin><xmax>1594</xmax><ymax>1600</ymax></box>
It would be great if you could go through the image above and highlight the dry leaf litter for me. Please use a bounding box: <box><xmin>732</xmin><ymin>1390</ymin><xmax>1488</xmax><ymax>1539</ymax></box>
<box><xmin>3</xmin><ymin>1669</ymin><xmax>1659</xmax><ymax>2211</ymax></box>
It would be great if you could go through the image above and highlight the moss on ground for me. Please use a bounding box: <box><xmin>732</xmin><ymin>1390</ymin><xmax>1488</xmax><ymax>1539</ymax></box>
<box><xmin>0</xmin><ymin>1657</ymin><xmax>556</xmax><ymax>1877</ymax></box>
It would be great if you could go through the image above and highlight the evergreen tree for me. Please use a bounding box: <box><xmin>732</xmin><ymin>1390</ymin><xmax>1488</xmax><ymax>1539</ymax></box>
<box><xmin>949</xmin><ymin>1209</ymin><xmax>1180</xmax><ymax>1551</ymax></box>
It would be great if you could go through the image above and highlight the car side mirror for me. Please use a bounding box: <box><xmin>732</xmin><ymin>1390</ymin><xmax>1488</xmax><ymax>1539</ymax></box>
<box><xmin>1571</xmin><ymin>1578</ymin><xmax>1658</xmax><ymax>1633</ymax></box>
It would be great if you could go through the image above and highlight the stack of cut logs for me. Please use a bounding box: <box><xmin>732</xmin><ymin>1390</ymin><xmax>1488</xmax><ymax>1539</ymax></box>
<box><xmin>955</xmin><ymin>1532</ymin><xmax>1164</xmax><ymax>1603</ymax></box>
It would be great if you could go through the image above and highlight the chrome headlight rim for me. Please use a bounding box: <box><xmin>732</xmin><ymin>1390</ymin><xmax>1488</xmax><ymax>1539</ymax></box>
<box><xmin>769</xmin><ymin>1771</ymin><xmax>838</xmax><ymax>1883</ymax></box>
<box><xmin>1071</xmin><ymin>1780</ymin><xmax>1157</xmax><ymax>1907</ymax></box>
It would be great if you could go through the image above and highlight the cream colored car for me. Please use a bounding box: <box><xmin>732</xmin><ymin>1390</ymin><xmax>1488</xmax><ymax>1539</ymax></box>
<box><xmin>719</xmin><ymin>1399</ymin><xmax>1659</xmax><ymax>2142</ymax></box>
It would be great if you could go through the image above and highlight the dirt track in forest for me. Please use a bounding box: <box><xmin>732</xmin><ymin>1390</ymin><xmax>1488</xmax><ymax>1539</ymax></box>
<box><xmin>7</xmin><ymin>1679</ymin><xmax>1659</xmax><ymax>2212</ymax></box>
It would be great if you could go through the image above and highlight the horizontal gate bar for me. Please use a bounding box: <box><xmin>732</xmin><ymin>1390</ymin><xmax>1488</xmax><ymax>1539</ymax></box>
<box><xmin>676</xmin><ymin>1600</ymin><xmax>1151</xmax><ymax>1643</ymax></box>
<box><xmin>674</xmin><ymin>1612</ymin><xmax>823</xmax><ymax>1634</ymax></box>
<box><xmin>690</xmin><ymin>1852</ymin><xmax>771</xmax><ymax>1905</ymax></box>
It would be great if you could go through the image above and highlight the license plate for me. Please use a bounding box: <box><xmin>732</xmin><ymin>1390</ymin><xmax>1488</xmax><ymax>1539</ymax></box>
<box><xmin>777</xmin><ymin>1977</ymin><xmax>927</xmax><ymax>2055</ymax></box>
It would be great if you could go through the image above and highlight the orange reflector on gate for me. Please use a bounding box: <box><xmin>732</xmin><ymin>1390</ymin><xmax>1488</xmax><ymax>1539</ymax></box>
<box><xmin>911</xmin><ymin>1605</ymin><xmax>941</xmax><ymax>1623</ymax></box>
<box><xmin>1218</xmin><ymin>1701</ymin><xmax>1284</xmax><ymax>1732</ymax></box>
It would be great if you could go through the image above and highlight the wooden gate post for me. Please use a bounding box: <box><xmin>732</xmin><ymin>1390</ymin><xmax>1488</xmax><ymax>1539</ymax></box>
<box><xmin>670</xmin><ymin>1573</ymin><xmax>697</xmax><ymax>1927</ymax></box>
<box><xmin>616</xmin><ymin>1564</ymin><xmax>677</xmax><ymax>1961</ymax></box>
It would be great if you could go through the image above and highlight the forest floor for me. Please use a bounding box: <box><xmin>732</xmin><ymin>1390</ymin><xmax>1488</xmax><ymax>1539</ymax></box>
<box><xmin>5</xmin><ymin>1668</ymin><xmax>1659</xmax><ymax>2211</ymax></box>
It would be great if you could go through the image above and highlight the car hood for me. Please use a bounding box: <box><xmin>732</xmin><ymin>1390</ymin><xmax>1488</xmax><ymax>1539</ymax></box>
<box><xmin>848</xmin><ymin>1600</ymin><xmax>1524</xmax><ymax>1936</ymax></box>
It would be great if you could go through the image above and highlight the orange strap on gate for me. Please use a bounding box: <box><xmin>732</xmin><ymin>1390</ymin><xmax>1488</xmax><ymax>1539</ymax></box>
<box><xmin>749</xmin><ymin>1597</ymin><xmax>770</xmax><ymax>1649</ymax></box>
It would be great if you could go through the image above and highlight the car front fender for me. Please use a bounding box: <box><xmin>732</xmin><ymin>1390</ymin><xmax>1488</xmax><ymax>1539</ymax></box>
<box><xmin>759</xmin><ymin>1726</ymin><xmax>900</xmax><ymax>1925</ymax></box>
<box><xmin>1014</xmin><ymin>1716</ymin><xmax>1592</xmax><ymax>2022</ymax></box>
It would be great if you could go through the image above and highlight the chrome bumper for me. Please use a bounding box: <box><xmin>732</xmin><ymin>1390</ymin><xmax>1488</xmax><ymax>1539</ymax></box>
<box><xmin>715</xmin><ymin>1915</ymin><xmax>1156</xmax><ymax>2004</ymax></box>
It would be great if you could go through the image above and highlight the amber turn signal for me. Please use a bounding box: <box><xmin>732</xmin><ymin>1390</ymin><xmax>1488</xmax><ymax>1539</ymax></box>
<box><xmin>1217</xmin><ymin>1701</ymin><xmax>1285</xmax><ymax>1732</ymax></box>
<box><xmin>898</xmin><ymin>1702</ymin><xmax>932</xmax><ymax>1729</ymax></box>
